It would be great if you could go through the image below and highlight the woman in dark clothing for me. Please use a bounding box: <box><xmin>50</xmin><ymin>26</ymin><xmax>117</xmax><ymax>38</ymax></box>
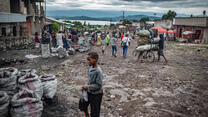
<box><xmin>63</xmin><ymin>33</ymin><xmax>69</xmax><ymax>50</ymax></box>
<box><xmin>51</xmin><ymin>32</ymin><xmax>57</xmax><ymax>48</ymax></box>
<box><xmin>34</xmin><ymin>32</ymin><xmax>40</xmax><ymax>53</ymax></box>
<box><xmin>35</xmin><ymin>32</ymin><xmax>40</xmax><ymax>45</ymax></box>
<box><xmin>158</xmin><ymin>34</ymin><xmax>168</xmax><ymax>63</ymax></box>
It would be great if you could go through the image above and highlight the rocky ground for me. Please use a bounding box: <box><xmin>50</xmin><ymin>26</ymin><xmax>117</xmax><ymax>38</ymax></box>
<box><xmin>1</xmin><ymin>40</ymin><xmax>208</xmax><ymax>117</ymax></box>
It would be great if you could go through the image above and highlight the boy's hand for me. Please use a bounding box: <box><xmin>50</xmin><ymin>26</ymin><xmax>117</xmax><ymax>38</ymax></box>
<box><xmin>82</xmin><ymin>85</ymin><xmax>88</xmax><ymax>90</ymax></box>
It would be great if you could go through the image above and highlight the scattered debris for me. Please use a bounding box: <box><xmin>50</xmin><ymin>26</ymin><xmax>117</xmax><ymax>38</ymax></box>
<box><xmin>25</xmin><ymin>54</ymin><xmax>40</xmax><ymax>59</ymax></box>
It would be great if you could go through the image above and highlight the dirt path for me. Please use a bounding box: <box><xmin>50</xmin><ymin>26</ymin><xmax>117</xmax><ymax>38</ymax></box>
<box><xmin>52</xmin><ymin>40</ymin><xmax>208</xmax><ymax>117</ymax></box>
<box><xmin>1</xmin><ymin>41</ymin><xmax>208</xmax><ymax>117</ymax></box>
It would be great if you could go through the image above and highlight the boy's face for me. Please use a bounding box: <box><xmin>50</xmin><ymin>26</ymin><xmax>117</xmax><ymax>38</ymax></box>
<box><xmin>87</xmin><ymin>56</ymin><xmax>97</xmax><ymax>66</ymax></box>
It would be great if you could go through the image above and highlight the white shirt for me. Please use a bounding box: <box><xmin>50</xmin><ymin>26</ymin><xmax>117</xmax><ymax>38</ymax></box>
<box><xmin>122</xmin><ymin>37</ymin><xmax>130</xmax><ymax>46</ymax></box>
<box><xmin>57</xmin><ymin>33</ymin><xmax>63</xmax><ymax>47</ymax></box>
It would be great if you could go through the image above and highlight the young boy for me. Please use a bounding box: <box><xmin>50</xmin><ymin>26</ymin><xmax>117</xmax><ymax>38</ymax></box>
<box><xmin>83</xmin><ymin>52</ymin><xmax>103</xmax><ymax>117</ymax></box>
<box><xmin>158</xmin><ymin>34</ymin><xmax>168</xmax><ymax>63</ymax></box>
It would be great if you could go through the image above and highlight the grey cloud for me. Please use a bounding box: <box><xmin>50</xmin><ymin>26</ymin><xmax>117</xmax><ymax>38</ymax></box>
<box><xmin>118</xmin><ymin>0</ymin><xmax>208</xmax><ymax>8</ymax></box>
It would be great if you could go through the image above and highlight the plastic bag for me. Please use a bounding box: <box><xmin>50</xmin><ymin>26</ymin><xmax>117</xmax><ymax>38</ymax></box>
<box><xmin>40</xmin><ymin>74</ymin><xmax>57</xmax><ymax>99</ymax></box>
<box><xmin>41</xmin><ymin>44</ymin><xmax>50</xmax><ymax>58</ymax></box>
<box><xmin>68</xmin><ymin>47</ymin><xmax>75</xmax><ymax>55</ymax></box>
<box><xmin>78</xmin><ymin>90</ymin><xmax>89</xmax><ymax>112</ymax></box>
<box><xmin>0</xmin><ymin>91</ymin><xmax>9</xmax><ymax>117</ymax></box>
<box><xmin>0</xmin><ymin>67</ymin><xmax>18</xmax><ymax>97</ymax></box>
<box><xmin>18</xmin><ymin>73</ymin><xmax>43</xmax><ymax>99</ymax></box>
<box><xmin>11</xmin><ymin>89</ymin><xmax>43</xmax><ymax>117</ymax></box>
<box><xmin>58</xmin><ymin>48</ymin><xmax>67</xmax><ymax>58</ymax></box>
<box><xmin>82</xmin><ymin>90</ymin><xmax>88</xmax><ymax>102</ymax></box>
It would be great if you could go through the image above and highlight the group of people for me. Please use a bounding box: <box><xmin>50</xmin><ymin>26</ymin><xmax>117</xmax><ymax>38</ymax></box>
<box><xmin>91</xmin><ymin>31</ymin><xmax>133</xmax><ymax>58</ymax></box>
<box><xmin>94</xmin><ymin>30</ymin><xmax>168</xmax><ymax>63</ymax></box>
<box><xmin>34</xmin><ymin>29</ymin><xmax>81</xmax><ymax>53</ymax></box>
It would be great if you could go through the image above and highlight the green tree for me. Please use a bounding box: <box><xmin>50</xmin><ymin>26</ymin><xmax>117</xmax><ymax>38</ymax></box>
<box><xmin>162</xmin><ymin>10</ymin><xmax>177</xmax><ymax>20</ymax></box>
<box><xmin>51</xmin><ymin>23</ymin><xmax>60</xmax><ymax>32</ymax></box>
<box><xmin>203</xmin><ymin>10</ymin><xmax>206</xmax><ymax>16</ymax></box>
<box><xmin>110</xmin><ymin>23</ymin><xmax>116</xmax><ymax>28</ymax></box>
<box><xmin>140</xmin><ymin>17</ymin><xmax>150</xmax><ymax>23</ymax></box>
<box><xmin>72</xmin><ymin>21</ymin><xmax>83</xmax><ymax>27</ymax></box>
<box><xmin>64</xmin><ymin>20</ymin><xmax>72</xmax><ymax>23</ymax></box>
<box><xmin>190</xmin><ymin>14</ymin><xmax>193</xmax><ymax>17</ymax></box>
<box><xmin>123</xmin><ymin>20</ymin><xmax>132</xmax><ymax>25</ymax></box>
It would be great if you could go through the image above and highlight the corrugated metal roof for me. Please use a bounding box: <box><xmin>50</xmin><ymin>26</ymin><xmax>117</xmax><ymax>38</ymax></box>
<box><xmin>0</xmin><ymin>12</ymin><xmax>26</xmax><ymax>23</ymax></box>
<box><xmin>46</xmin><ymin>17</ymin><xmax>66</xmax><ymax>24</ymax></box>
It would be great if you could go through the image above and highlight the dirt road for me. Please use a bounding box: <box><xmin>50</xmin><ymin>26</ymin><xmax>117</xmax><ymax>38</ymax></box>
<box><xmin>1</xmin><ymin>40</ymin><xmax>208</xmax><ymax>117</ymax></box>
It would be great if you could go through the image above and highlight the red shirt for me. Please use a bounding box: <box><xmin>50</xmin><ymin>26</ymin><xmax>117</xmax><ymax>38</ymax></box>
<box><xmin>121</xmin><ymin>34</ymin><xmax>124</xmax><ymax>41</ymax></box>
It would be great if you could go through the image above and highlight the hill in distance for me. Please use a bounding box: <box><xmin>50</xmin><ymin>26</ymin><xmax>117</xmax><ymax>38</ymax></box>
<box><xmin>47</xmin><ymin>9</ymin><xmax>188</xmax><ymax>21</ymax></box>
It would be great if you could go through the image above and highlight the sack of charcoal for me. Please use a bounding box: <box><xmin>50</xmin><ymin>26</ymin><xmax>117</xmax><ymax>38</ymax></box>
<box><xmin>137</xmin><ymin>30</ymin><xmax>150</xmax><ymax>37</ymax></box>
<box><xmin>58</xmin><ymin>48</ymin><xmax>67</xmax><ymax>59</ymax></box>
<box><xmin>40</xmin><ymin>74</ymin><xmax>57</xmax><ymax>99</ymax></box>
<box><xmin>137</xmin><ymin>36</ymin><xmax>149</xmax><ymax>46</ymax></box>
<box><xmin>18</xmin><ymin>69</ymin><xmax>37</xmax><ymax>77</ymax></box>
<box><xmin>0</xmin><ymin>91</ymin><xmax>10</xmax><ymax>117</ymax></box>
<box><xmin>18</xmin><ymin>73</ymin><xmax>43</xmax><ymax>99</ymax></box>
<box><xmin>0</xmin><ymin>67</ymin><xmax>18</xmax><ymax>98</ymax></box>
<box><xmin>17</xmin><ymin>69</ymin><xmax>37</xmax><ymax>80</ymax></box>
<box><xmin>10</xmin><ymin>89</ymin><xmax>43</xmax><ymax>117</ymax></box>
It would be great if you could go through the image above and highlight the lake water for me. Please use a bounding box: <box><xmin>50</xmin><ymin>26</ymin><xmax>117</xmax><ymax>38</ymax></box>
<box><xmin>65</xmin><ymin>20</ymin><xmax>118</xmax><ymax>26</ymax></box>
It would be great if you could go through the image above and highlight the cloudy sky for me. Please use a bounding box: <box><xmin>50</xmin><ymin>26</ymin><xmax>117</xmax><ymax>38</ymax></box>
<box><xmin>46</xmin><ymin>0</ymin><xmax>208</xmax><ymax>15</ymax></box>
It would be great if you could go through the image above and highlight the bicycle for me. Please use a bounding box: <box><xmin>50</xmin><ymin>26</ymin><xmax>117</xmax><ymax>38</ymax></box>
<box><xmin>132</xmin><ymin>42</ymin><xmax>158</xmax><ymax>63</ymax></box>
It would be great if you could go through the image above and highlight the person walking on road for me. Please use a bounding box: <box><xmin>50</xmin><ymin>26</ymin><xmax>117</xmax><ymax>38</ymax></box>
<box><xmin>105</xmin><ymin>33</ymin><xmax>110</xmax><ymax>46</ymax></box>
<box><xmin>101</xmin><ymin>32</ymin><xmax>106</xmax><ymax>54</ymax></box>
<box><xmin>57</xmin><ymin>31</ymin><xmax>63</xmax><ymax>48</ymax></box>
<box><xmin>158</xmin><ymin>34</ymin><xmax>168</xmax><ymax>63</ymax></box>
<box><xmin>34</xmin><ymin>32</ymin><xmax>40</xmax><ymax>53</ymax></box>
<box><xmin>122</xmin><ymin>34</ymin><xmax>130</xmax><ymax>58</ymax></box>
<box><xmin>111</xmin><ymin>33</ymin><xmax>118</xmax><ymax>57</ymax></box>
<box><xmin>51</xmin><ymin>31</ymin><xmax>57</xmax><ymax>48</ymax></box>
<box><xmin>82</xmin><ymin>52</ymin><xmax>103</xmax><ymax>117</ymax></box>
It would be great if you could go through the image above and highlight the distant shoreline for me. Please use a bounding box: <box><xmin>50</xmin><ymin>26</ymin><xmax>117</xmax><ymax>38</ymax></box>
<box><xmin>62</xmin><ymin>19</ymin><xmax>118</xmax><ymax>26</ymax></box>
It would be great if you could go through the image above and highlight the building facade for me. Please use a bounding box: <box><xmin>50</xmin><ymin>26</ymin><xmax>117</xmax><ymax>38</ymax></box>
<box><xmin>173</xmin><ymin>17</ymin><xmax>208</xmax><ymax>43</ymax></box>
<box><xmin>0</xmin><ymin>0</ymin><xmax>45</xmax><ymax>51</ymax></box>
<box><xmin>154</xmin><ymin>20</ymin><xmax>173</xmax><ymax>30</ymax></box>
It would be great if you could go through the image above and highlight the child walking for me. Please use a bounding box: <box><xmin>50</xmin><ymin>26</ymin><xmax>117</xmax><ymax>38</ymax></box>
<box><xmin>158</xmin><ymin>34</ymin><xmax>168</xmax><ymax>63</ymax></box>
<box><xmin>82</xmin><ymin>52</ymin><xmax>103</xmax><ymax>117</ymax></box>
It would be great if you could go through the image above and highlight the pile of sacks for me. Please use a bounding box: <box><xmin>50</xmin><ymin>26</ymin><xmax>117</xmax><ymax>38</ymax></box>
<box><xmin>136</xmin><ymin>30</ymin><xmax>160</xmax><ymax>52</ymax></box>
<box><xmin>0</xmin><ymin>67</ymin><xmax>57</xmax><ymax>117</ymax></box>
<box><xmin>52</xmin><ymin>46</ymin><xmax>76</xmax><ymax>57</ymax></box>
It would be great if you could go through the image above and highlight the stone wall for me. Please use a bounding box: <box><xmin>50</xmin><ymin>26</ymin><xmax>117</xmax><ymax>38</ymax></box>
<box><xmin>0</xmin><ymin>23</ymin><xmax>34</xmax><ymax>51</ymax></box>
<box><xmin>0</xmin><ymin>36</ymin><xmax>34</xmax><ymax>51</ymax></box>
<box><xmin>0</xmin><ymin>0</ymin><xmax>10</xmax><ymax>12</ymax></box>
